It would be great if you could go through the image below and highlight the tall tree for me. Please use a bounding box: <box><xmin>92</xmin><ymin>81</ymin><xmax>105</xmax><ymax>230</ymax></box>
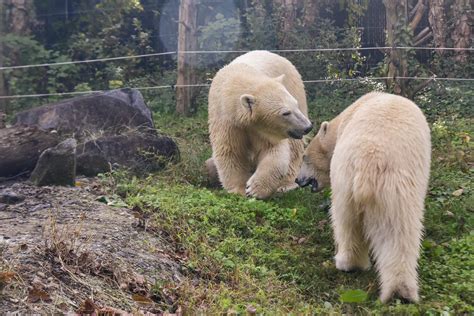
<box><xmin>383</xmin><ymin>0</ymin><xmax>432</xmax><ymax>99</ymax></box>
<box><xmin>428</xmin><ymin>0</ymin><xmax>446</xmax><ymax>55</ymax></box>
<box><xmin>451</xmin><ymin>0</ymin><xmax>471</xmax><ymax>63</ymax></box>
<box><xmin>176</xmin><ymin>0</ymin><xmax>198</xmax><ymax>116</ymax></box>
<box><xmin>273</xmin><ymin>0</ymin><xmax>302</xmax><ymax>47</ymax></box>
<box><xmin>0</xmin><ymin>0</ymin><xmax>7</xmax><ymax>113</ymax></box>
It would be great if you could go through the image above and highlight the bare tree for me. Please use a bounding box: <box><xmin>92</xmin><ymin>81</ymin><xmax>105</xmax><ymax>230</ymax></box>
<box><xmin>176</xmin><ymin>0</ymin><xmax>198</xmax><ymax>116</ymax></box>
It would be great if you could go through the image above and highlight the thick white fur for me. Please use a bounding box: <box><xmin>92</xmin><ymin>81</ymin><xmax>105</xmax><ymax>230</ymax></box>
<box><xmin>299</xmin><ymin>92</ymin><xmax>431</xmax><ymax>302</ymax></box>
<box><xmin>208</xmin><ymin>50</ymin><xmax>310</xmax><ymax>199</ymax></box>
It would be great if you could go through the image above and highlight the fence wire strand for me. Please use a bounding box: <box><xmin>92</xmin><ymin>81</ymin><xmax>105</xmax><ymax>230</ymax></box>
<box><xmin>1</xmin><ymin>46</ymin><xmax>472</xmax><ymax>71</ymax></box>
<box><xmin>1</xmin><ymin>76</ymin><xmax>472</xmax><ymax>100</ymax></box>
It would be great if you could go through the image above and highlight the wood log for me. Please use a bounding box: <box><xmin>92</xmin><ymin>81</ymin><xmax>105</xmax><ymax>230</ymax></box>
<box><xmin>0</xmin><ymin>126</ymin><xmax>60</xmax><ymax>177</ymax></box>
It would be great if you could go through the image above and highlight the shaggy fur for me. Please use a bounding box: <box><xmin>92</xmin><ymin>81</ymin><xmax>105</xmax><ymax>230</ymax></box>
<box><xmin>208</xmin><ymin>50</ymin><xmax>312</xmax><ymax>199</ymax></box>
<box><xmin>296</xmin><ymin>92</ymin><xmax>431</xmax><ymax>303</ymax></box>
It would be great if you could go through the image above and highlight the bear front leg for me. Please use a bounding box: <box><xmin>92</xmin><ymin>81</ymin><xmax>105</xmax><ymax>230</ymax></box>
<box><xmin>211</xmin><ymin>127</ymin><xmax>253</xmax><ymax>196</ymax></box>
<box><xmin>214</xmin><ymin>154</ymin><xmax>252</xmax><ymax>196</ymax></box>
<box><xmin>246</xmin><ymin>142</ymin><xmax>290</xmax><ymax>199</ymax></box>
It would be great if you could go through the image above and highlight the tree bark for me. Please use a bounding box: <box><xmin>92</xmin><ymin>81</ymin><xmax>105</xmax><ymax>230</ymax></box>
<box><xmin>0</xmin><ymin>0</ymin><xmax>7</xmax><ymax>113</ymax></box>
<box><xmin>428</xmin><ymin>0</ymin><xmax>447</xmax><ymax>55</ymax></box>
<box><xmin>7</xmin><ymin>0</ymin><xmax>33</xmax><ymax>35</ymax></box>
<box><xmin>451</xmin><ymin>0</ymin><xmax>471</xmax><ymax>62</ymax></box>
<box><xmin>383</xmin><ymin>0</ymin><xmax>432</xmax><ymax>99</ymax></box>
<box><xmin>302</xmin><ymin>0</ymin><xmax>318</xmax><ymax>27</ymax></box>
<box><xmin>176</xmin><ymin>0</ymin><xmax>198</xmax><ymax>116</ymax></box>
<box><xmin>0</xmin><ymin>126</ymin><xmax>60</xmax><ymax>177</ymax></box>
<box><xmin>274</xmin><ymin>0</ymin><xmax>302</xmax><ymax>47</ymax></box>
<box><xmin>383</xmin><ymin>0</ymin><xmax>408</xmax><ymax>96</ymax></box>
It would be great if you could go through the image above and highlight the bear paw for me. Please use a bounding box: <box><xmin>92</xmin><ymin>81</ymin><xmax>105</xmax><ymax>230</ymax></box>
<box><xmin>277</xmin><ymin>183</ymin><xmax>299</xmax><ymax>193</ymax></box>
<box><xmin>245</xmin><ymin>175</ymin><xmax>272</xmax><ymax>200</ymax></box>
<box><xmin>380</xmin><ymin>283</ymin><xmax>419</xmax><ymax>304</ymax></box>
<box><xmin>335</xmin><ymin>252</ymin><xmax>371</xmax><ymax>272</ymax></box>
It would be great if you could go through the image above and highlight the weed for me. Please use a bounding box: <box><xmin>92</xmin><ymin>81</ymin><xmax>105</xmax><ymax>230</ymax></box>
<box><xmin>104</xmin><ymin>87</ymin><xmax>473</xmax><ymax>314</ymax></box>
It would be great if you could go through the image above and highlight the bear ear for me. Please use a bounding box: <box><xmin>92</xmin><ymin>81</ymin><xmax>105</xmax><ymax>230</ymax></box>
<box><xmin>318</xmin><ymin>121</ymin><xmax>329</xmax><ymax>137</ymax></box>
<box><xmin>274</xmin><ymin>74</ymin><xmax>285</xmax><ymax>83</ymax></box>
<box><xmin>240</xmin><ymin>94</ymin><xmax>256</xmax><ymax>113</ymax></box>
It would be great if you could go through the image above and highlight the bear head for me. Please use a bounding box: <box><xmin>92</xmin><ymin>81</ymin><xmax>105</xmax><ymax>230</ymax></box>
<box><xmin>295</xmin><ymin>121</ymin><xmax>334</xmax><ymax>192</ymax></box>
<box><xmin>240</xmin><ymin>75</ymin><xmax>312</xmax><ymax>141</ymax></box>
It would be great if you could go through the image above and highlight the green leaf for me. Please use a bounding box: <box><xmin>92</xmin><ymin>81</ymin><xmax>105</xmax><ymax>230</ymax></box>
<box><xmin>339</xmin><ymin>289</ymin><xmax>368</xmax><ymax>303</ymax></box>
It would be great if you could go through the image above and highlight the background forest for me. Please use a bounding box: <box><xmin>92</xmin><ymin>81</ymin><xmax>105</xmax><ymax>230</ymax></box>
<box><xmin>0</xmin><ymin>0</ymin><xmax>473</xmax><ymax>314</ymax></box>
<box><xmin>0</xmin><ymin>0</ymin><xmax>472</xmax><ymax>115</ymax></box>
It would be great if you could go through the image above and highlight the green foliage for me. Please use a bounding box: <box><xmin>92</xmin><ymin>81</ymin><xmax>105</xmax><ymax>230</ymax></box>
<box><xmin>100</xmin><ymin>86</ymin><xmax>473</xmax><ymax>313</ymax></box>
<box><xmin>339</xmin><ymin>289</ymin><xmax>368</xmax><ymax>303</ymax></box>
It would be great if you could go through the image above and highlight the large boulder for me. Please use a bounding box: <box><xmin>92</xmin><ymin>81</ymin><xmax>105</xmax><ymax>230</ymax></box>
<box><xmin>0</xmin><ymin>126</ymin><xmax>60</xmax><ymax>177</ymax></box>
<box><xmin>13</xmin><ymin>89</ymin><xmax>154</xmax><ymax>138</ymax></box>
<box><xmin>1</xmin><ymin>89</ymin><xmax>179</xmax><ymax>180</ymax></box>
<box><xmin>76</xmin><ymin>130</ymin><xmax>178</xmax><ymax>176</ymax></box>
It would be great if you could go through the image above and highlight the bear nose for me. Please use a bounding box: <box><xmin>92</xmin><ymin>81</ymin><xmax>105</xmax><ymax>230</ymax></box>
<box><xmin>303</xmin><ymin>123</ymin><xmax>313</xmax><ymax>135</ymax></box>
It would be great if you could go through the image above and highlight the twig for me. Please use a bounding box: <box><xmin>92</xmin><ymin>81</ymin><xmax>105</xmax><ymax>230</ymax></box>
<box><xmin>0</xmin><ymin>171</ymin><xmax>30</xmax><ymax>183</ymax></box>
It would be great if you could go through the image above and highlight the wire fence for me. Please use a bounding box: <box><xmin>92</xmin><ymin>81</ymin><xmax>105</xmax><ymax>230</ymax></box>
<box><xmin>0</xmin><ymin>47</ymin><xmax>472</xmax><ymax>100</ymax></box>
<box><xmin>1</xmin><ymin>76</ymin><xmax>472</xmax><ymax>100</ymax></box>
<box><xmin>1</xmin><ymin>46</ymin><xmax>472</xmax><ymax>71</ymax></box>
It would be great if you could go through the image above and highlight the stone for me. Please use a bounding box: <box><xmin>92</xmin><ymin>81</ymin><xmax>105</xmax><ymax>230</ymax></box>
<box><xmin>76</xmin><ymin>131</ymin><xmax>179</xmax><ymax>176</ymax></box>
<box><xmin>13</xmin><ymin>89</ymin><xmax>154</xmax><ymax>139</ymax></box>
<box><xmin>30</xmin><ymin>138</ymin><xmax>77</xmax><ymax>186</ymax></box>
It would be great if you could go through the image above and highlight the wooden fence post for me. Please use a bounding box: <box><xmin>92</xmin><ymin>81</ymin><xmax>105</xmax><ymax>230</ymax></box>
<box><xmin>176</xmin><ymin>0</ymin><xmax>198</xmax><ymax>116</ymax></box>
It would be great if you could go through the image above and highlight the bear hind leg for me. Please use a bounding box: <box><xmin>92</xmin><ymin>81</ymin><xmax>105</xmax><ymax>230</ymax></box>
<box><xmin>364</xmin><ymin>202</ymin><xmax>422</xmax><ymax>303</ymax></box>
<box><xmin>331</xmin><ymin>196</ymin><xmax>371</xmax><ymax>272</ymax></box>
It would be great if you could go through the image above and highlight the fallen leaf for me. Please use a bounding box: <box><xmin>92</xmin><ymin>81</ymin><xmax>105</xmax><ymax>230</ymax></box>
<box><xmin>339</xmin><ymin>289</ymin><xmax>368</xmax><ymax>303</ymax></box>
<box><xmin>77</xmin><ymin>298</ymin><xmax>97</xmax><ymax>314</ymax></box>
<box><xmin>132</xmin><ymin>294</ymin><xmax>153</xmax><ymax>305</ymax></box>
<box><xmin>0</xmin><ymin>271</ymin><xmax>16</xmax><ymax>289</ymax></box>
<box><xmin>452</xmin><ymin>189</ymin><xmax>464</xmax><ymax>197</ymax></box>
<box><xmin>28</xmin><ymin>288</ymin><xmax>52</xmax><ymax>303</ymax></box>
<box><xmin>246</xmin><ymin>305</ymin><xmax>257</xmax><ymax>314</ymax></box>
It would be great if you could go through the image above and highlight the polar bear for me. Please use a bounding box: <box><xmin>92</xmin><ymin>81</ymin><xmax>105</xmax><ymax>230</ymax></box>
<box><xmin>296</xmin><ymin>92</ymin><xmax>431</xmax><ymax>303</ymax></box>
<box><xmin>208</xmin><ymin>50</ymin><xmax>313</xmax><ymax>199</ymax></box>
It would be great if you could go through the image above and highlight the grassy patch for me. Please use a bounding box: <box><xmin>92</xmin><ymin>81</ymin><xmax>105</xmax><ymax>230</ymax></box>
<box><xmin>106</xmin><ymin>92</ymin><xmax>473</xmax><ymax>314</ymax></box>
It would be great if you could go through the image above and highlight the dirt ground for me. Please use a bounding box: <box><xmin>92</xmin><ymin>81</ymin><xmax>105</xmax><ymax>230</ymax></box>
<box><xmin>0</xmin><ymin>177</ymin><xmax>185</xmax><ymax>315</ymax></box>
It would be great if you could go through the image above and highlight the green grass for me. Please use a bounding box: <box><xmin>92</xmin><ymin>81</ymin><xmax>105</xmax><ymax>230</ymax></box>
<box><xmin>105</xmin><ymin>91</ymin><xmax>473</xmax><ymax>314</ymax></box>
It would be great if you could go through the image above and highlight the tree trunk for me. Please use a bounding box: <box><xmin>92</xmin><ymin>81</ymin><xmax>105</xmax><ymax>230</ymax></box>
<box><xmin>176</xmin><ymin>0</ymin><xmax>198</xmax><ymax>116</ymax></box>
<box><xmin>274</xmin><ymin>0</ymin><xmax>302</xmax><ymax>47</ymax></box>
<box><xmin>428</xmin><ymin>0</ymin><xmax>446</xmax><ymax>55</ymax></box>
<box><xmin>383</xmin><ymin>0</ymin><xmax>409</xmax><ymax>96</ymax></box>
<box><xmin>383</xmin><ymin>0</ymin><xmax>432</xmax><ymax>99</ymax></box>
<box><xmin>7</xmin><ymin>0</ymin><xmax>33</xmax><ymax>35</ymax></box>
<box><xmin>0</xmin><ymin>126</ymin><xmax>60</xmax><ymax>177</ymax></box>
<box><xmin>451</xmin><ymin>0</ymin><xmax>471</xmax><ymax>63</ymax></box>
<box><xmin>0</xmin><ymin>0</ymin><xmax>7</xmax><ymax>113</ymax></box>
<box><xmin>302</xmin><ymin>0</ymin><xmax>318</xmax><ymax>27</ymax></box>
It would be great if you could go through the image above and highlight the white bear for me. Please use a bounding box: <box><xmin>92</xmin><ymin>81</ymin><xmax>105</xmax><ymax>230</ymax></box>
<box><xmin>296</xmin><ymin>92</ymin><xmax>431</xmax><ymax>303</ymax></box>
<box><xmin>208</xmin><ymin>50</ymin><xmax>312</xmax><ymax>199</ymax></box>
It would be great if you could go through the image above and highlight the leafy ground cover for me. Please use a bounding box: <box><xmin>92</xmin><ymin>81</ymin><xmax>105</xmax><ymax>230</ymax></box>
<box><xmin>107</xmin><ymin>84</ymin><xmax>473</xmax><ymax>314</ymax></box>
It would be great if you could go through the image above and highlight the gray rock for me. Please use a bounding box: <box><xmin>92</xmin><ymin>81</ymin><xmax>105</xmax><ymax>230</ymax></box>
<box><xmin>76</xmin><ymin>131</ymin><xmax>179</xmax><ymax>176</ymax></box>
<box><xmin>0</xmin><ymin>190</ymin><xmax>25</xmax><ymax>204</ymax></box>
<box><xmin>13</xmin><ymin>89</ymin><xmax>154</xmax><ymax>139</ymax></box>
<box><xmin>30</xmin><ymin>138</ymin><xmax>77</xmax><ymax>186</ymax></box>
<box><xmin>0</xmin><ymin>126</ymin><xmax>60</xmax><ymax>177</ymax></box>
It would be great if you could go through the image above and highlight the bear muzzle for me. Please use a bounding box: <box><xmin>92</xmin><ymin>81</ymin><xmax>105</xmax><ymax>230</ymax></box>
<box><xmin>288</xmin><ymin>122</ymin><xmax>313</xmax><ymax>139</ymax></box>
<box><xmin>295</xmin><ymin>176</ymin><xmax>319</xmax><ymax>192</ymax></box>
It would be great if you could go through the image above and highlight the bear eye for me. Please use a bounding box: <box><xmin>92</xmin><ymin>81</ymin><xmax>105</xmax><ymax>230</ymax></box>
<box><xmin>282</xmin><ymin>111</ymin><xmax>291</xmax><ymax>116</ymax></box>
